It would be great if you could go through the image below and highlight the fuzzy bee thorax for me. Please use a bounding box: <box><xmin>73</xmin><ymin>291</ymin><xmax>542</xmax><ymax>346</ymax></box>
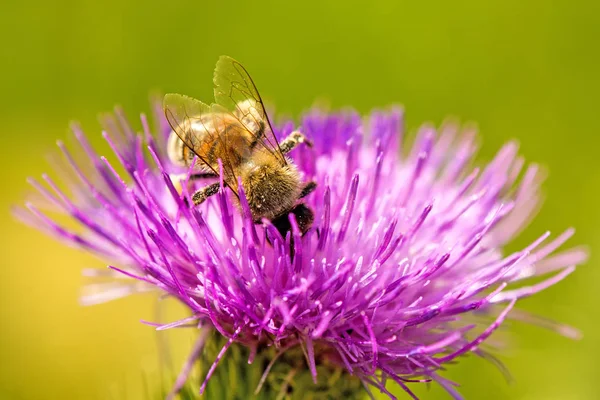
<box><xmin>239</xmin><ymin>157</ymin><xmax>302</xmax><ymax>220</ymax></box>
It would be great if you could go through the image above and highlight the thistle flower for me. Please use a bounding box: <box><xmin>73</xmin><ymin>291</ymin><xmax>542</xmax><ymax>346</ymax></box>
<box><xmin>15</xmin><ymin>100</ymin><xmax>587</xmax><ymax>399</ymax></box>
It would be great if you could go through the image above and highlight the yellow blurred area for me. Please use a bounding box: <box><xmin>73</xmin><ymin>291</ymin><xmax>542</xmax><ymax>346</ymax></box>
<box><xmin>1</xmin><ymin>0</ymin><xmax>599</xmax><ymax>399</ymax></box>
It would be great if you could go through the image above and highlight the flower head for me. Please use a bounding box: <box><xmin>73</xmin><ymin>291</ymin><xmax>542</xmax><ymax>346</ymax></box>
<box><xmin>16</xmin><ymin>100</ymin><xmax>587</xmax><ymax>399</ymax></box>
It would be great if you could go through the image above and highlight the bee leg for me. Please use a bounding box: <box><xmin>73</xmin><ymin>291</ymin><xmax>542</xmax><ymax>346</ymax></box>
<box><xmin>191</xmin><ymin>182</ymin><xmax>221</xmax><ymax>206</ymax></box>
<box><xmin>299</xmin><ymin>181</ymin><xmax>317</xmax><ymax>199</ymax></box>
<box><xmin>170</xmin><ymin>171</ymin><xmax>217</xmax><ymax>193</ymax></box>
<box><xmin>279</xmin><ymin>131</ymin><xmax>313</xmax><ymax>154</ymax></box>
<box><xmin>189</xmin><ymin>171</ymin><xmax>217</xmax><ymax>181</ymax></box>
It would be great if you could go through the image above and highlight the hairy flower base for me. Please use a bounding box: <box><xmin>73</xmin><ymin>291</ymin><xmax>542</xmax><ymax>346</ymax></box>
<box><xmin>166</xmin><ymin>329</ymin><xmax>365</xmax><ymax>400</ymax></box>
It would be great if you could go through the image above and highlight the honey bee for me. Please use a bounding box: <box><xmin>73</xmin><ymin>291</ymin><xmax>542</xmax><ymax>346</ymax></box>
<box><xmin>164</xmin><ymin>56</ymin><xmax>316</xmax><ymax>237</ymax></box>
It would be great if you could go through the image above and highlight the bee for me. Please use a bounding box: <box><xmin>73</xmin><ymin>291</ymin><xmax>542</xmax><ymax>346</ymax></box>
<box><xmin>164</xmin><ymin>56</ymin><xmax>316</xmax><ymax>237</ymax></box>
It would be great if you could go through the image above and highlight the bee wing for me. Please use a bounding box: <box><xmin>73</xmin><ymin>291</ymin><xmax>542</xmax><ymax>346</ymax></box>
<box><xmin>163</xmin><ymin>93</ymin><xmax>239</xmax><ymax>194</ymax></box>
<box><xmin>213</xmin><ymin>55</ymin><xmax>287</xmax><ymax>166</ymax></box>
<box><xmin>207</xmin><ymin>103</ymin><xmax>248</xmax><ymax>193</ymax></box>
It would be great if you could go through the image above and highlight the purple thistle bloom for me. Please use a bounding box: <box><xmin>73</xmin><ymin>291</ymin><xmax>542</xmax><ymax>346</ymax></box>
<box><xmin>16</xmin><ymin>100</ymin><xmax>587</xmax><ymax>399</ymax></box>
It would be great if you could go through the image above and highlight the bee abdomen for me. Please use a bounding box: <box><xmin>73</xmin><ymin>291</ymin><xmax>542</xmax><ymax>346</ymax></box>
<box><xmin>167</xmin><ymin>131</ymin><xmax>188</xmax><ymax>167</ymax></box>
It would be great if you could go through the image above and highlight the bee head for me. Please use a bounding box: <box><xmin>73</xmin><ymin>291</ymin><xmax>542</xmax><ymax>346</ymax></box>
<box><xmin>271</xmin><ymin>203</ymin><xmax>315</xmax><ymax>239</ymax></box>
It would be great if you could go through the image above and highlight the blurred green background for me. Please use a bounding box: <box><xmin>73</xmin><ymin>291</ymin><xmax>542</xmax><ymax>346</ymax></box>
<box><xmin>1</xmin><ymin>0</ymin><xmax>599</xmax><ymax>399</ymax></box>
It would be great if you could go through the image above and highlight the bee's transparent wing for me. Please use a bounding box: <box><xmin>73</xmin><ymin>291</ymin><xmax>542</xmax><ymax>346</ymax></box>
<box><xmin>213</xmin><ymin>55</ymin><xmax>287</xmax><ymax>165</ymax></box>
<box><xmin>207</xmin><ymin>103</ymin><xmax>247</xmax><ymax>192</ymax></box>
<box><xmin>163</xmin><ymin>93</ymin><xmax>238</xmax><ymax>194</ymax></box>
